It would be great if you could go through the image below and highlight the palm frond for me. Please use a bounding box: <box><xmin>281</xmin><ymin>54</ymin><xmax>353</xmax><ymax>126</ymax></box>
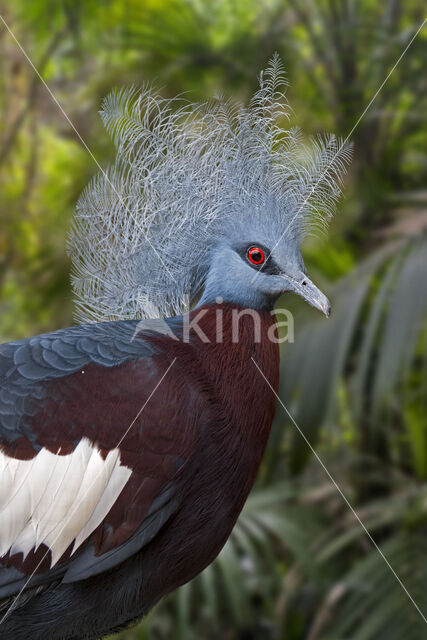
<box><xmin>277</xmin><ymin>234</ymin><xmax>427</xmax><ymax>474</ymax></box>
<box><xmin>321</xmin><ymin>530</ymin><xmax>427</xmax><ymax>640</ymax></box>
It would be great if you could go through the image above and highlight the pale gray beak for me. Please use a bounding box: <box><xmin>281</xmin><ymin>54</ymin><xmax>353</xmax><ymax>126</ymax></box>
<box><xmin>281</xmin><ymin>271</ymin><xmax>331</xmax><ymax>317</ymax></box>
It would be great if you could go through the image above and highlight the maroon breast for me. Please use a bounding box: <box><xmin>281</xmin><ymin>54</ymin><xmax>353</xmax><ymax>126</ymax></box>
<box><xmin>136</xmin><ymin>303</ymin><xmax>280</xmax><ymax>605</ymax></box>
<box><xmin>188</xmin><ymin>303</ymin><xmax>280</xmax><ymax>467</ymax></box>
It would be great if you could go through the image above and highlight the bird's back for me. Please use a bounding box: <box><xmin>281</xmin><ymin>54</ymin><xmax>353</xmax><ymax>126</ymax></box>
<box><xmin>0</xmin><ymin>304</ymin><xmax>279</xmax><ymax>639</ymax></box>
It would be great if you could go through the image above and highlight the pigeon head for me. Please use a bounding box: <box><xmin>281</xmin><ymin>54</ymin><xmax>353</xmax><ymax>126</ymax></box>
<box><xmin>198</xmin><ymin>213</ymin><xmax>331</xmax><ymax>316</ymax></box>
<box><xmin>69</xmin><ymin>54</ymin><xmax>350</xmax><ymax>322</ymax></box>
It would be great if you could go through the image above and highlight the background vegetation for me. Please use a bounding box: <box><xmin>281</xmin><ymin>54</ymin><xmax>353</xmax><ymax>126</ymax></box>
<box><xmin>0</xmin><ymin>1</ymin><xmax>426</xmax><ymax>638</ymax></box>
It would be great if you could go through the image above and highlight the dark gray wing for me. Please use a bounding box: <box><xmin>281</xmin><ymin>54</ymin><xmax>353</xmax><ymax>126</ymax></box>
<box><xmin>0</xmin><ymin>320</ymin><xmax>155</xmax><ymax>443</ymax></box>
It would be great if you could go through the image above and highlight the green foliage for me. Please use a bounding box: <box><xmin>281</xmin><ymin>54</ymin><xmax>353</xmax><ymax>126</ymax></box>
<box><xmin>323</xmin><ymin>530</ymin><xmax>427</xmax><ymax>640</ymax></box>
<box><xmin>274</xmin><ymin>235</ymin><xmax>427</xmax><ymax>475</ymax></box>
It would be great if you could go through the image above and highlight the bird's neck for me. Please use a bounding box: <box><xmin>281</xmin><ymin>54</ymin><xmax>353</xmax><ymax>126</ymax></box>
<box><xmin>197</xmin><ymin>285</ymin><xmax>277</xmax><ymax>312</ymax></box>
<box><xmin>181</xmin><ymin>302</ymin><xmax>280</xmax><ymax>437</ymax></box>
<box><xmin>183</xmin><ymin>302</ymin><xmax>279</xmax><ymax>360</ymax></box>
<box><xmin>149</xmin><ymin>303</ymin><xmax>280</xmax><ymax>446</ymax></box>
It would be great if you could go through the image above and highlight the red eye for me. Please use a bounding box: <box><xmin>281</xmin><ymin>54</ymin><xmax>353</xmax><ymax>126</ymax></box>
<box><xmin>248</xmin><ymin>247</ymin><xmax>265</xmax><ymax>265</ymax></box>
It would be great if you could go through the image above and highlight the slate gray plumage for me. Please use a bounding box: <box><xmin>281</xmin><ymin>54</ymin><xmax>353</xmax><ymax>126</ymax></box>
<box><xmin>70</xmin><ymin>54</ymin><xmax>350</xmax><ymax>323</ymax></box>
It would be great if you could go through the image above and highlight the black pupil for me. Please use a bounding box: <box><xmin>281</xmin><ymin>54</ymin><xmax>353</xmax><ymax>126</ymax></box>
<box><xmin>250</xmin><ymin>249</ymin><xmax>263</xmax><ymax>263</ymax></box>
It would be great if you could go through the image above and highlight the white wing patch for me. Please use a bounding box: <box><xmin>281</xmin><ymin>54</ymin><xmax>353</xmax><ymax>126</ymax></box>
<box><xmin>0</xmin><ymin>438</ymin><xmax>132</xmax><ymax>567</ymax></box>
